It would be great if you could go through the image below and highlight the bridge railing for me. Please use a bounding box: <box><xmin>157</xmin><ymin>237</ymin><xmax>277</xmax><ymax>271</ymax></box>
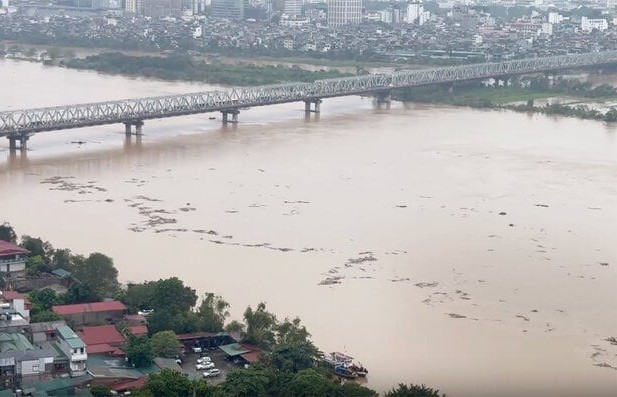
<box><xmin>3</xmin><ymin>50</ymin><xmax>617</xmax><ymax>135</ymax></box>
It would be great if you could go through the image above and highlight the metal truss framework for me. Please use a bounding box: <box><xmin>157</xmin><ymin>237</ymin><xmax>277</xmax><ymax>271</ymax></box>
<box><xmin>3</xmin><ymin>50</ymin><xmax>617</xmax><ymax>137</ymax></box>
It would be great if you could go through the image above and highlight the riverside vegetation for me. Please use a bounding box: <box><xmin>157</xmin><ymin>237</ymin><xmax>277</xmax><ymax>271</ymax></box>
<box><xmin>0</xmin><ymin>223</ymin><xmax>446</xmax><ymax>397</ymax></box>
<box><xmin>3</xmin><ymin>43</ymin><xmax>617</xmax><ymax>122</ymax></box>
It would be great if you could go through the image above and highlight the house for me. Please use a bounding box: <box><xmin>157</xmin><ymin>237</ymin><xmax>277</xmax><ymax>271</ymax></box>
<box><xmin>30</xmin><ymin>321</ymin><xmax>67</xmax><ymax>344</ymax></box>
<box><xmin>78</xmin><ymin>325</ymin><xmax>126</xmax><ymax>356</ymax></box>
<box><xmin>0</xmin><ymin>240</ymin><xmax>29</xmax><ymax>274</ymax></box>
<box><xmin>126</xmin><ymin>325</ymin><xmax>148</xmax><ymax>337</ymax></box>
<box><xmin>1</xmin><ymin>290</ymin><xmax>31</xmax><ymax>320</ymax></box>
<box><xmin>51</xmin><ymin>300</ymin><xmax>126</xmax><ymax>325</ymax></box>
<box><xmin>218</xmin><ymin>342</ymin><xmax>262</xmax><ymax>366</ymax></box>
<box><xmin>56</xmin><ymin>325</ymin><xmax>87</xmax><ymax>377</ymax></box>
<box><xmin>0</xmin><ymin>331</ymin><xmax>57</xmax><ymax>388</ymax></box>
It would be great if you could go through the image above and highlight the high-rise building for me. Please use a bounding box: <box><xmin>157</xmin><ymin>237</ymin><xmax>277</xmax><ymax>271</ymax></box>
<box><xmin>326</xmin><ymin>0</ymin><xmax>361</xmax><ymax>27</ymax></box>
<box><xmin>142</xmin><ymin>0</ymin><xmax>182</xmax><ymax>17</ymax></box>
<box><xmin>283</xmin><ymin>0</ymin><xmax>303</xmax><ymax>17</ymax></box>
<box><xmin>125</xmin><ymin>0</ymin><xmax>141</xmax><ymax>13</ymax></box>
<box><xmin>211</xmin><ymin>0</ymin><xmax>244</xmax><ymax>19</ymax></box>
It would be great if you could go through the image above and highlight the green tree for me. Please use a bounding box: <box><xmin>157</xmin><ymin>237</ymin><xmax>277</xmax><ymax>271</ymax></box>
<box><xmin>150</xmin><ymin>277</ymin><xmax>197</xmax><ymax>313</ymax></box>
<box><xmin>276</xmin><ymin>317</ymin><xmax>310</xmax><ymax>345</ymax></box>
<box><xmin>29</xmin><ymin>288</ymin><xmax>63</xmax><ymax>313</ymax></box>
<box><xmin>340</xmin><ymin>382</ymin><xmax>379</xmax><ymax>396</ymax></box>
<box><xmin>225</xmin><ymin>320</ymin><xmax>245</xmax><ymax>334</ymax></box>
<box><xmin>285</xmin><ymin>368</ymin><xmax>341</xmax><ymax>396</ymax></box>
<box><xmin>384</xmin><ymin>384</ymin><xmax>447</xmax><ymax>397</ymax></box>
<box><xmin>122</xmin><ymin>281</ymin><xmax>156</xmax><ymax>313</ymax></box>
<box><xmin>31</xmin><ymin>310</ymin><xmax>62</xmax><ymax>323</ymax></box>
<box><xmin>0</xmin><ymin>223</ymin><xmax>17</xmax><ymax>242</ymax></box>
<box><xmin>51</xmin><ymin>248</ymin><xmax>73</xmax><ymax>270</ymax></box>
<box><xmin>243</xmin><ymin>302</ymin><xmax>277</xmax><ymax>350</ymax></box>
<box><xmin>71</xmin><ymin>253</ymin><xmax>119</xmax><ymax>298</ymax></box>
<box><xmin>270</xmin><ymin>341</ymin><xmax>319</xmax><ymax>373</ymax></box>
<box><xmin>25</xmin><ymin>255</ymin><xmax>47</xmax><ymax>278</ymax></box>
<box><xmin>126</xmin><ymin>335</ymin><xmax>154</xmax><ymax>368</ymax></box>
<box><xmin>20</xmin><ymin>235</ymin><xmax>53</xmax><ymax>262</ymax></box>
<box><xmin>197</xmin><ymin>293</ymin><xmax>230</xmax><ymax>332</ymax></box>
<box><xmin>605</xmin><ymin>107</ymin><xmax>617</xmax><ymax>122</ymax></box>
<box><xmin>63</xmin><ymin>283</ymin><xmax>102</xmax><ymax>304</ymax></box>
<box><xmin>143</xmin><ymin>368</ymin><xmax>192</xmax><ymax>397</ymax></box>
<box><xmin>151</xmin><ymin>331</ymin><xmax>180</xmax><ymax>358</ymax></box>
<box><xmin>90</xmin><ymin>384</ymin><xmax>112</xmax><ymax>397</ymax></box>
<box><xmin>223</xmin><ymin>365</ymin><xmax>272</xmax><ymax>397</ymax></box>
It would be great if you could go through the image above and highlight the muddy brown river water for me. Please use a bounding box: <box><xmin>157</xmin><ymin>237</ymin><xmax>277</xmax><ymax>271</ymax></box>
<box><xmin>1</xmin><ymin>60</ymin><xmax>616</xmax><ymax>396</ymax></box>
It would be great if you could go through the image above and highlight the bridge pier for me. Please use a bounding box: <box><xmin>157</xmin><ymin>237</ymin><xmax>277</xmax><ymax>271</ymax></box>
<box><xmin>374</xmin><ymin>90</ymin><xmax>392</xmax><ymax>108</ymax></box>
<box><xmin>124</xmin><ymin>120</ymin><xmax>144</xmax><ymax>136</ymax></box>
<box><xmin>221</xmin><ymin>109</ymin><xmax>240</xmax><ymax>125</ymax></box>
<box><xmin>304</xmin><ymin>99</ymin><xmax>322</xmax><ymax>115</ymax></box>
<box><xmin>7</xmin><ymin>134</ymin><xmax>29</xmax><ymax>153</ymax></box>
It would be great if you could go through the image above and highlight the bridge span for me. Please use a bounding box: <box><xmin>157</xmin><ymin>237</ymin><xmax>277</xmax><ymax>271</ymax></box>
<box><xmin>3</xmin><ymin>50</ymin><xmax>617</xmax><ymax>151</ymax></box>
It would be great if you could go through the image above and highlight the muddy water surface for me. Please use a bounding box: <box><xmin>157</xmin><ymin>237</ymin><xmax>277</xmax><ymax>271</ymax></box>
<box><xmin>1</xmin><ymin>60</ymin><xmax>616</xmax><ymax>396</ymax></box>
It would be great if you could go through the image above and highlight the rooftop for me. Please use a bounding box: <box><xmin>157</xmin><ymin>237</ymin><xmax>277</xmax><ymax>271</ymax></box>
<box><xmin>78</xmin><ymin>325</ymin><xmax>125</xmax><ymax>347</ymax></box>
<box><xmin>57</xmin><ymin>325</ymin><xmax>86</xmax><ymax>348</ymax></box>
<box><xmin>219</xmin><ymin>343</ymin><xmax>251</xmax><ymax>357</ymax></box>
<box><xmin>126</xmin><ymin>325</ymin><xmax>148</xmax><ymax>336</ymax></box>
<box><xmin>0</xmin><ymin>240</ymin><xmax>29</xmax><ymax>257</ymax></box>
<box><xmin>52</xmin><ymin>300</ymin><xmax>126</xmax><ymax>316</ymax></box>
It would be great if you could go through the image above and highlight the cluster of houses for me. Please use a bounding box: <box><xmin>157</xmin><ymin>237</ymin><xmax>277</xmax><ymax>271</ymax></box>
<box><xmin>0</xmin><ymin>239</ymin><xmax>263</xmax><ymax>396</ymax></box>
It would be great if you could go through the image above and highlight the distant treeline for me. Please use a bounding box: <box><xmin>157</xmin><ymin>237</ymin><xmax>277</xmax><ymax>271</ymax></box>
<box><xmin>62</xmin><ymin>52</ymin><xmax>352</xmax><ymax>86</ymax></box>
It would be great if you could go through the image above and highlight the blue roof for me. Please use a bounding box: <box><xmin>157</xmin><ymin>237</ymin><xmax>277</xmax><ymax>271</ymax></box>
<box><xmin>51</xmin><ymin>268</ymin><xmax>72</xmax><ymax>278</ymax></box>
<box><xmin>57</xmin><ymin>325</ymin><xmax>86</xmax><ymax>348</ymax></box>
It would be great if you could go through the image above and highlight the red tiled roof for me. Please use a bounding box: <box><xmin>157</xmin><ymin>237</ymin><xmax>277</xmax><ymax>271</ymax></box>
<box><xmin>111</xmin><ymin>376</ymin><xmax>147</xmax><ymax>392</ymax></box>
<box><xmin>0</xmin><ymin>240</ymin><xmax>29</xmax><ymax>257</ymax></box>
<box><xmin>176</xmin><ymin>331</ymin><xmax>218</xmax><ymax>341</ymax></box>
<box><xmin>86</xmin><ymin>343</ymin><xmax>117</xmax><ymax>354</ymax></box>
<box><xmin>123</xmin><ymin>314</ymin><xmax>146</xmax><ymax>324</ymax></box>
<box><xmin>52</xmin><ymin>301</ymin><xmax>126</xmax><ymax>315</ymax></box>
<box><xmin>79</xmin><ymin>325</ymin><xmax>126</xmax><ymax>346</ymax></box>
<box><xmin>240</xmin><ymin>351</ymin><xmax>261</xmax><ymax>363</ymax></box>
<box><xmin>2</xmin><ymin>291</ymin><xmax>31</xmax><ymax>305</ymax></box>
<box><xmin>126</xmin><ymin>326</ymin><xmax>148</xmax><ymax>336</ymax></box>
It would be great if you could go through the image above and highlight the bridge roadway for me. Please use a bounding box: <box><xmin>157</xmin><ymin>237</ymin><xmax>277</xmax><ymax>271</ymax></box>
<box><xmin>3</xmin><ymin>50</ymin><xmax>617</xmax><ymax>150</ymax></box>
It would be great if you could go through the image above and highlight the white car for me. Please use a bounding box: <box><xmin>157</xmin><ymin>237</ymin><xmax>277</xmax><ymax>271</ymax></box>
<box><xmin>196</xmin><ymin>362</ymin><xmax>215</xmax><ymax>370</ymax></box>
<box><xmin>203</xmin><ymin>368</ymin><xmax>221</xmax><ymax>378</ymax></box>
<box><xmin>192</xmin><ymin>346</ymin><xmax>202</xmax><ymax>353</ymax></box>
<box><xmin>197</xmin><ymin>356</ymin><xmax>211</xmax><ymax>364</ymax></box>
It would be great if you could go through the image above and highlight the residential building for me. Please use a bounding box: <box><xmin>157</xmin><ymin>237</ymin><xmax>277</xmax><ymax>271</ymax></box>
<box><xmin>78</xmin><ymin>325</ymin><xmax>126</xmax><ymax>356</ymax></box>
<box><xmin>284</xmin><ymin>0</ymin><xmax>303</xmax><ymax>17</ymax></box>
<box><xmin>30</xmin><ymin>321</ymin><xmax>67</xmax><ymax>345</ymax></box>
<box><xmin>406</xmin><ymin>2</ymin><xmax>421</xmax><ymax>24</ymax></box>
<box><xmin>211</xmin><ymin>0</ymin><xmax>244</xmax><ymax>19</ymax></box>
<box><xmin>0</xmin><ymin>240</ymin><xmax>29</xmax><ymax>275</ymax></box>
<box><xmin>327</xmin><ymin>0</ymin><xmax>362</xmax><ymax>27</ymax></box>
<box><xmin>124</xmin><ymin>0</ymin><xmax>141</xmax><ymax>13</ymax></box>
<box><xmin>51</xmin><ymin>301</ymin><xmax>126</xmax><ymax>326</ymax></box>
<box><xmin>142</xmin><ymin>0</ymin><xmax>182</xmax><ymax>17</ymax></box>
<box><xmin>581</xmin><ymin>16</ymin><xmax>608</xmax><ymax>32</ymax></box>
<box><xmin>1</xmin><ymin>291</ymin><xmax>30</xmax><ymax>321</ymax></box>
<box><xmin>56</xmin><ymin>325</ymin><xmax>87</xmax><ymax>377</ymax></box>
<box><xmin>0</xmin><ymin>332</ymin><xmax>56</xmax><ymax>388</ymax></box>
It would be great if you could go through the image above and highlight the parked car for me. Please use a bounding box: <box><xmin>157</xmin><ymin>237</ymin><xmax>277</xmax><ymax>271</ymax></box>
<box><xmin>192</xmin><ymin>346</ymin><xmax>202</xmax><ymax>353</ymax></box>
<box><xmin>137</xmin><ymin>309</ymin><xmax>153</xmax><ymax>316</ymax></box>
<box><xmin>196</xmin><ymin>362</ymin><xmax>215</xmax><ymax>370</ymax></box>
<box><xmin>197</xmin><ymin>357</ymin><xmax>211</xmax><ymax>364</ymax></box>
<box><xmin>203</xmin><ymin>368</ymin><xmax>221</xmax><ymax>378</ymax></box>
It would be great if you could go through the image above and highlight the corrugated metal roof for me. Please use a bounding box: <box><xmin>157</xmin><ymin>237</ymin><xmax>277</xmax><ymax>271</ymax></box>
<box><xmin>79</xmin><ymin>325</ymin><xmax>125</xmax><ymax>346</ymax></box>
<box><xmin>52</xmin><ymin>301</ymin><xmax>126</xmax><ymax>315</ymax></box>
<box><xmin>219</xmin><ymin>343</ymin><xmax>250</xmax><ymax>357</ymax></box>
<box><xmin>0</xmin><ymin>240</ymin><xmax>29</xmax><ymax>257</ymax></box>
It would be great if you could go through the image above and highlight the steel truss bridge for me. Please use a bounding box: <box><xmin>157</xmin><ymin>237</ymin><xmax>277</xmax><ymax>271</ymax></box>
<box><xmin>3</xmin><ymin>50</ymin><xmax>617</xmax><ymax>149</ymax></box>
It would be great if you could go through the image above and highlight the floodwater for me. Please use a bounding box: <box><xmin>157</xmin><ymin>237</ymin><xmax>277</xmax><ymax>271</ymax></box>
<box><xmin>1</xmin><ymin>60</ymin><xmax>616</xmax><ymax>396</ymax></box>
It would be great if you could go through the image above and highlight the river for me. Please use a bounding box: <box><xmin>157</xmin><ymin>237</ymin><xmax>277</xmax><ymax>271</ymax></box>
<box><xmin>1</xmin><ymin>60</ymin><xmax>616</xmax><ymax>396</ymax></box>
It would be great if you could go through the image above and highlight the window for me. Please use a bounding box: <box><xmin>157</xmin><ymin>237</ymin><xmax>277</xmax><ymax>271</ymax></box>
<box><xmin>32</xmin><ymin>364</ymin><xmax>39</xmax><ymax>372</ymax></box>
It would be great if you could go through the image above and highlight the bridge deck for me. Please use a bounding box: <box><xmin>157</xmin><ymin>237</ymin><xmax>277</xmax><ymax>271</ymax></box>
<box><xmin>2</xmin><ymin>51</ymin><xmax>617</xmax><ymax>137</ymax></box>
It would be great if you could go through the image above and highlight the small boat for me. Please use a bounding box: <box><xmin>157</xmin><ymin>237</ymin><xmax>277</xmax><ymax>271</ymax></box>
<box><xmin>209</xmin><ymin>116</ymin><xmax>216</xmax><ymax>120</ymax></box>
<box><xmin>334</xmin><ymin>365</ymin><xmax>357</xmax><ymax>379</ymax></box>
<box><xmin>349</xmin><ymin>364</ymin><xmax>368</xmax><ymax>377</ymax></box>
<box><xmin>323</xmin><ymin>352</ymin><xmax>354</xmax><ymax>366</ymax></box>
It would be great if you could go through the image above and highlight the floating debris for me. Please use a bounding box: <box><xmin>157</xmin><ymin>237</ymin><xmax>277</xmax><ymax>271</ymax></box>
<box><xmin>447</xmin><ymin>313</ymin><xmax>467</xmax><ymax>319</ymax></box>
<box><xmin>415</xmin><ymin>282</ymin><xmax>439</xmax><ymax>288</ymax></box>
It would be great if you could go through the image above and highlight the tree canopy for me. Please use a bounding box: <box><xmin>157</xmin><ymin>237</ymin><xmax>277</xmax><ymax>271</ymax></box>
<box><xmin>197</xmin><ymin>293</ymin><xmax>230</xmax><ymax>332</ymax></box>
<box><xmin>384</xmin><ymin>384</ymin><xmax>447</xmax><ymax>397</ymax></box>
<box><xmin>150</xmin><ymin>331</ymin><xmax>180</xmax><ymax>358</ymax></box>
<box><xmin>0</xmin><ymin>223</ymin><xmax>16</xmax><ymax>243</ymax></box>
<box><xmin>243</xmin><ymin>302</ymin><xmax>277</xmax><ymax>350</ymax></box>
<box><xmin>126</xmin><ymin>335</ymin><xmax>154</xmax><ymax>368</ymax></box>
<box><xmin>71</xmin><ymin>253</ymin><xmax>119</xmax><ymax>298</ymax></box>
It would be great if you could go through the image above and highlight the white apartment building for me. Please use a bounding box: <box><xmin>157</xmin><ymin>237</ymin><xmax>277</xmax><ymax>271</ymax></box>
<box><xmin>581</xmin><ymin>16</ymin><xmax>608</xmax><ymax>32</ymax></box>
<box><xmin>56</xmin><ymin>325</ymin><xmax>87</xmax><ymax>377</ymax></box>
<box><xmin>327</xmin><ymin>0</ymin><xmax>362</xmax><ymax>27</ymax></box>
